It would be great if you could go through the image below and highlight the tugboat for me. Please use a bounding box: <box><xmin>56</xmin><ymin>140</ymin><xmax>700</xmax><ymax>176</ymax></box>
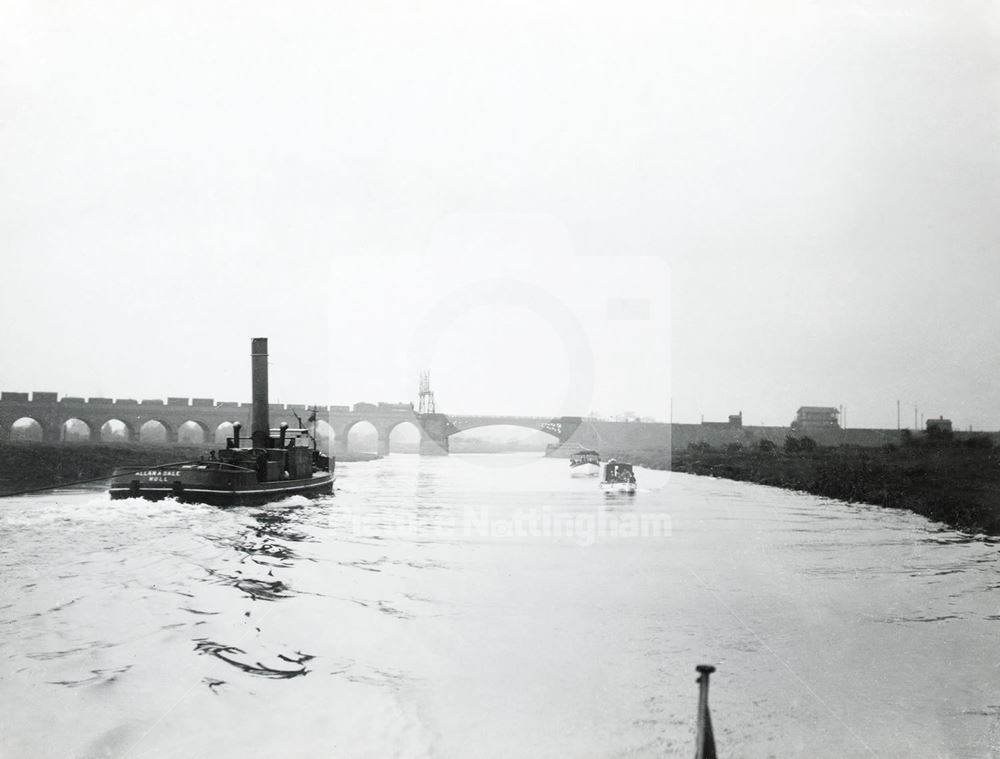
<box><xmin>600</xmin><ymin>459</ymin><xmax>636</xmax><ymax>494</ymax></box>
<box><xmin>109</xmin><ymin>338</ymin><xmax>334</xmax><ymax>506</ymax></box>
<box><xmin>569</xmin><ymin>449</ymin><xmax>601</xmax><ymax>477</ymax></box>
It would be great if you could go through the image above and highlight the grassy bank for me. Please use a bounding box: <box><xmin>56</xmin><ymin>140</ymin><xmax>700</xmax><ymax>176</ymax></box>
<box><xmin>0</xmin><ymin>442</ymin><xmax>213</xmax><ymax>496</ymax></box>
<box><xmin>622</xmin><ymin>436</ymin><xmax>1000</xmax><ymax>534</ymax></box>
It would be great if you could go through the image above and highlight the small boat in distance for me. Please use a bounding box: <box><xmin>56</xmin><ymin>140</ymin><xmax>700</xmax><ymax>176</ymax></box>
<box><xmin>110</xmin><ymin>338</ymin><xmax>334</xmax><ymax>506</ymax></box>
<box><xmin>600</xmin><ymin>459</ymin><xmax>636</xmax><ymax>494</ymax></box>
<box><xmin>569</xmin><ymin>449</ymin><xmax>600</xmax><ymax>477</ymax></box>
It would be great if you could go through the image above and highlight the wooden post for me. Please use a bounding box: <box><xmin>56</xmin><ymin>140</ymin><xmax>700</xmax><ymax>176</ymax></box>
<box><xmin>695</xmin><ymin>664</ymin><xmax>717</xmax><ymax>759</ymax></box>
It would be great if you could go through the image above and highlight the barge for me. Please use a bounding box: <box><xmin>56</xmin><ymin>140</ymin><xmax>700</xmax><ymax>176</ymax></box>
<box><xmin>110</xmin><ymin>338</ymin><xmax>334</xmax><ymax>506</ymax></box>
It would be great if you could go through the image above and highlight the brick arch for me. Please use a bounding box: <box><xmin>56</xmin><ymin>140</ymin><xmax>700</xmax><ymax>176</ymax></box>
<box><xmin>382</xmin><ymin>418</ymin><xmax>425</xmax><ymax>455</ymax></box>
<box><xmin>138</xmin><ymin>418</ymin><xmax>177</xmax><ymax>444</ymax></box>
<box><xmin>214</xmin><ymin>421</ymin><xmax>236</xmax><ymax>445</ymax></box>
<box><xmin>312</xmin><ymin>419</ymin><xmax>334</xmax><ymax>453</ymax></box>
<box><xmin>178</xmin><ymin>419</ymin><xmax>212</xmax><ymax>444</ymax></box>
<box><xmin>339</xmin><ymin>418</ymin><xmax>380</xmax><ymax>454</ymax></box>
<box><xmin>385</xmin><ymin>418</ymin><xmax>423</xmax><ymax>437</ymax></box>
<box><xmin>7</xmin><ymin>415</ymin><xmax>47</xmax><ymax>442</ymax></box>
<box><xmin>95</xmin><ymin>417</ymin><xmax>137</xmax><ymax>442</ymax></box>
<box><xmin>60</xmin><ymin>417</ymin><xmax>98</xmax><ymax>442</ymax></box>
<box><xmin>340</xmin><ymin>418</ymin><xmax>373</xmax><ymax>438</ymax></box>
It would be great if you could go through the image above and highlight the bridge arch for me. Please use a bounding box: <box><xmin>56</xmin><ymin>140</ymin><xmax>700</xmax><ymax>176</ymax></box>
<box><xmin>61</xmin><ymin>417</ymin><xmax>93</xmax><ymax>442</ymax></box>
<box><xmin>448</xmin><ymin>423</ymin><xmax>557</xmax><ymax>454</ymax></box>
<box><xmin>386</xmin><ymin>420</ymin><xmax>422</xmax><ymax>454</ymax></box>
<box><xmin>97</xmin><ymin>418</ymin><xmax>135</xmax><ymax>443</ymax></box>
<box><xmin>9</xmin><ymin>417</ymin><xmax>45</xmax><ymax>442</ymax></box>
<box><xmin>214</xmin><ymin>421</ymin><xmax>234</xmax><ymax>445</ymax></box>
<box><xmin>139</xmin><ymin>419</ymin><xmax>176</xmax><ymax>444</ymax></box>
<box><xmin>314</xmin><ymin>419</ymin><xmax>333</xmax><ymax>453</ymax></box>
<box><xmin>178</xmin><ymin>420</ymin><xmax>211</xmax><ymax>445</ymax></box>
<box><xmin>448</xmin><ymin>420</ymin><xmax>555</xmax><ymax>436</ymax></box>
<box><xmin>343</xmin><ymin>419</ymin><xmax>378</xmax><ymax>454</ymax></box>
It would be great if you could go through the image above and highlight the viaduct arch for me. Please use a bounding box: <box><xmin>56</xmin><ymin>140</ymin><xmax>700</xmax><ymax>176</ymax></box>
<box><xmin>0</xmin><ymin>393</ymin><xmax>584</xmax><ymax>456</ymax></box>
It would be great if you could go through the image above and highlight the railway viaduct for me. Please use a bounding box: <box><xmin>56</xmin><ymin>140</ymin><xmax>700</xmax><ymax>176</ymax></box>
<box><xmin>2</xmin><ymin>392</ymin><xmax>916</xmax><ymax>457</ymax></box>
<box><xmin>0</xmin><ymin>392</ymin><xmax>585</xmax><ymax>456</ymax></box>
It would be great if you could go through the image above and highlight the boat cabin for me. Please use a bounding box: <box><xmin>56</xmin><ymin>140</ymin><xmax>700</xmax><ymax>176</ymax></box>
<box><xmin>570</xmin><ymin>449</ymin><xmax>600</xmax><ymax>466</ymax></box>
<box><xmin>602</xmin><ymin>460</ymin><xmax>635</xmax><ymax>483</ymax></box>
<box><xmin>216</xmin><ymin>421</ymin><xmax>329</xmax><ymax>483</ymax></box>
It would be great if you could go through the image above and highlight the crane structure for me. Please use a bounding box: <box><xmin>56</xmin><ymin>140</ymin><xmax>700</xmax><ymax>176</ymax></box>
<box><xmin>418</xmin><ymin>371</ymin><xmax>436</xmax><ymax>415</ymax></box>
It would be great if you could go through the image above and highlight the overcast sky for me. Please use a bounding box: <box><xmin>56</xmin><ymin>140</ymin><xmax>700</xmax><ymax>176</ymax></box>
<box><xmin>2</xmin><ymin>1</ymin><xmax>998</xmax><ymax>429</ymax></box>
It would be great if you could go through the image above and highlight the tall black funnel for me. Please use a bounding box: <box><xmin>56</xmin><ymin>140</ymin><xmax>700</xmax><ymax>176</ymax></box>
<box><xmin>251</xmin><ymin>337</ymin><xmax>269</xmax><ymax>449</ymax></box>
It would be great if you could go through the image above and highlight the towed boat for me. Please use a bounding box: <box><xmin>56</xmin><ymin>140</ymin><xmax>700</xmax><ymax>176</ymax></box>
<box><xmin>110</xmin><ymin>338</ymin><xmax>334</xmax><ymax>506</ymax></box>
<box><xmin>600</xmin><ymin>459</ymin><xmax>636</xmax><ymax>494</ymax></box>
<box><xmin>569</xmin><ymin>449</ymin><xmax>600</xmax><ymax>477</ymax></box>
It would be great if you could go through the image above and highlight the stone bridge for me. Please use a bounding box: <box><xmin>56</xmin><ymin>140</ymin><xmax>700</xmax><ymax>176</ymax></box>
<box><xmin>0</xmin><ymin>392</ymin><xmax>583</xmax><ymax>456</ymax></box>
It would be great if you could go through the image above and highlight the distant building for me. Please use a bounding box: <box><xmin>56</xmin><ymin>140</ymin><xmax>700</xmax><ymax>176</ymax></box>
<box><xmin>926</xmin><ymin>416</ymin><xmax>953</xmax><ymax>434</ymax></box>
<box><xmin>701</xmin><ymin>411</ymin><xmax>743</xmax><ymax>430</ymax></box>
<box><xmin>791</xmin><ymin>406</ymin><xmax>840</xmax><ymax>431</ymax></box>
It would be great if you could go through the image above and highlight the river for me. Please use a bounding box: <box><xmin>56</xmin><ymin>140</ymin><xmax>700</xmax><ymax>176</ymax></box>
<box><xmin>1</xmin><ymin>453</ymin><xmax>998</xmax><ymax>758</ymax></box>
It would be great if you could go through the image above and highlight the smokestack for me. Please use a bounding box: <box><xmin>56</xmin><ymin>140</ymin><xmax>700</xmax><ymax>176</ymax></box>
<box><xmin>251</xmin><ymin>337</ymin><xmax>269</xmax><ymax>448</ymax></box>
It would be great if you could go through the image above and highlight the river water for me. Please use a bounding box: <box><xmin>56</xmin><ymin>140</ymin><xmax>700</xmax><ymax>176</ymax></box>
<box><xmin>1</xmin><ymin>453</ymin><xmax>999</xmax><ymax>758</ymax></box>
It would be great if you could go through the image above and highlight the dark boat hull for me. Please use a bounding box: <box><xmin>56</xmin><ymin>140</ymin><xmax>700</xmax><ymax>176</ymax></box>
<box><xmin>109</xmin><ymin>466</ymin><xmax>334</xmax><ymax>507</ymax></box>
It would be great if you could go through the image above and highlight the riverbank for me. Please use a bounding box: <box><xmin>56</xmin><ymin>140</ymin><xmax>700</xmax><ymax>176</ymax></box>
<box><xmin>621</xmin><ymin>437</ymin><xmax>1000</xmax><ymax>534</ymax></box>
<box><xmin>0</xmin><ymin>443</ymin><xmax>377</xmax><ymax>496</ymax></box>
<box><xmin>0</xmin><ymin>442</ymin><xmax>212</xmax><ymax>496</ymax></box>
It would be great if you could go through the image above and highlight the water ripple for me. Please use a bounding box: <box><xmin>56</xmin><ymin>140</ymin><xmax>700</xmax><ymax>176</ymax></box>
<box><xmin>47</xmin><ymin>665</ymin><xmax>131</xmax><ymax>687</ymax></box>
<box><xmin>193</xmin><ymin>639</ymin><xmax>312</xmax><ymax>679</ymax></box>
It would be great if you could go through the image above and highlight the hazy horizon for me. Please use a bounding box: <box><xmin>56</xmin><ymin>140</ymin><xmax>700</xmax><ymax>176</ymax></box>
<box><xmin>2</xmin><ymin>2</ymin><xmax>998</xmax><ymax>430</ymax></box>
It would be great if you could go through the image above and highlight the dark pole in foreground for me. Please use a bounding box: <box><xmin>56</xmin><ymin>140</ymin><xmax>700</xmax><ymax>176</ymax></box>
<box><xmin>694</xmin><ymin>664</ymin><xmax>717</xmax><ymax>759</ymax></box>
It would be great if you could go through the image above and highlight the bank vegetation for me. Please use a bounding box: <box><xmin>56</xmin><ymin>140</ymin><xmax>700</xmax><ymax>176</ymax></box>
<box><xmin>629</xmin><ymin>429</ymin><xmax>1000</xmax><ymax>534</ymax></box>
